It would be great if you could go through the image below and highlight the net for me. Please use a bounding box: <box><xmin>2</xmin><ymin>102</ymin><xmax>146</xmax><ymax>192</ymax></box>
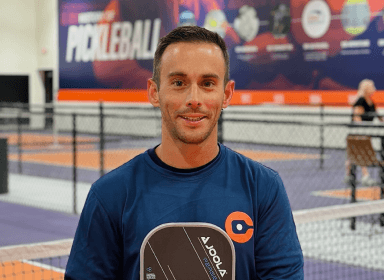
<box><xmin>1</xmin><ymin>201</ymin><xmax>384</xmax><ymax>279</ymax></box>
<box><xmin>0</xmin><ymin>239</ymin><xmax>72</xmax><ymax>280</ymax></box>
<box><xmin>295</xmin><ymin>199</ymin><xmax>384</xmax><ymax>279</ymax></box>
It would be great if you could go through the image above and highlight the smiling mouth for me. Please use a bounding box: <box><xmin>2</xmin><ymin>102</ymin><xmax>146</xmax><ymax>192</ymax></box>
<box><xmin>180</xmin><ymin>116</ymin><xmax>205</xmax><ymax>121</ymax></box>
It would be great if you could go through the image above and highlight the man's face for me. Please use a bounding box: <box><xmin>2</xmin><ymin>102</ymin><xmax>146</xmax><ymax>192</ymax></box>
<box><xmin>149</xmin><ymin>42</ymin><xmax>233</xmax><ymax>145</ymax></box>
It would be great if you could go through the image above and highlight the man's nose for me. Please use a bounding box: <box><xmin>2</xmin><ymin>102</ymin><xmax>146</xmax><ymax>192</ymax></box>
<box><xmin>186</xmin><ymin>84</ymin><xmax>202</xmax><ymax>109</ymax></box>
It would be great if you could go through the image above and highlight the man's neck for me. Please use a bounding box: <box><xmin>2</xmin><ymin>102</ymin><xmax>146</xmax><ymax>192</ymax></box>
<box><xmin>155</xmin><ymin>139</ymin><xmax>219</xmax><ymax>169</ymax></box>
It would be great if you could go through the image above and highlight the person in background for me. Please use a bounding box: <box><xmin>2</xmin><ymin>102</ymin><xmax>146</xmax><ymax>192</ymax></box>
<box><xmin>345</xmin><ymin>79</ymin><xmax>384</xmax><ymax>186</ymax></box>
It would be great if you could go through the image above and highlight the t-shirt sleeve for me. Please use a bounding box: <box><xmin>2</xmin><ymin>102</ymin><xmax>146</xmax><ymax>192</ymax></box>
<box><xmin>65</xmin><ymin>189</ymin><xmax>123</xmax><ymax>279</ymax></box>
<box><xmin>255</xmin><ymin>174</ymin><xmax>304</xmax><ymax>279</ymax></box>
<box><xmin>353</xmin><ymin>97</ymin><xmax>365</xmax><ymax>108</ymax></box>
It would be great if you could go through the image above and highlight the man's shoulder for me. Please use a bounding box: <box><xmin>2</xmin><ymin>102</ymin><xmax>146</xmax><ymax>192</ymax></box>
<box><xmin>222</xmin><ymin>145</ymin><xmax>279</xmax><ymax>178</ymax></box>
<box><xmin>91</xmin><ymin>150</ymin><xmax>148</xmax><ymax>195</ymax></box>
<box><xmin>222</xmin><ymin>145</ymin><xmax>283</xmax><ymax>205</ymax></box>
<box><xmin>79</xmin><ymin>151</ymin><xmax>150</xmax><ymax>222</ymax></box>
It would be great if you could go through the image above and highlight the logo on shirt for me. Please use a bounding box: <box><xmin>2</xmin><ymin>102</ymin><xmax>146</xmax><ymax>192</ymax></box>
<box><xmin>225</xmin><ymin>211</ymin><xmax>254</xmax><ymax>243</ymax></box>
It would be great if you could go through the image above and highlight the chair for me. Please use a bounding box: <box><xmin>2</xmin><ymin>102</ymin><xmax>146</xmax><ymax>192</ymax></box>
<box><xmin>346</xmin><ymin>135</ymin><xmax>383</xmax><ymax>167</ymax></box>
<box><xmin>346</xmin><ymin>135</ymin><xmax>384</xmax><ymax>229</ymax></box>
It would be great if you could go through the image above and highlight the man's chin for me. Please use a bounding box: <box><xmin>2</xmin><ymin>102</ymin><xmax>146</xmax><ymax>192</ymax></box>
<box><xmin>177</xmin><ymin>132</ymin><xmax>211</xmax><ymax>145</ymax></box>
<box><xmin>179</xmin><ymin>137</ymin><xmax>207</xmax><ymax>145</ymax></box>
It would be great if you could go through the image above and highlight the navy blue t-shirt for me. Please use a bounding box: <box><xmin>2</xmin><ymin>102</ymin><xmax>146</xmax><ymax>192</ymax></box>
<box><xmin>65</xmin><ymin>144</ymin><xmax>303</xmax><ymax>279</ymax></box>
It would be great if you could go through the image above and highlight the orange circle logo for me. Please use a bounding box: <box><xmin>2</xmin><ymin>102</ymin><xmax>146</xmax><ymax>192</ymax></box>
<box><xmin>225</xmin><ymin>211</ymin><xmax>254</xmax><ymax>243</ymax></box>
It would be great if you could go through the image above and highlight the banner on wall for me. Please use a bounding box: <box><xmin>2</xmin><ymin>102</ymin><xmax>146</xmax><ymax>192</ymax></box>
<box><xmin>58</xmin><ymin>0</ymin><xmax>384</xmax><ymax>104</ymax></box>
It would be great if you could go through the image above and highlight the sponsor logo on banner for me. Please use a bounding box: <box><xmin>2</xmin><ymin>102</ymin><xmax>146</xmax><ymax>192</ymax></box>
<box><xmin>203</xmin><ymin>10</ymin><xmax>228</xmax><ymax>38</ymax></box>
<box><xmin>178</xmin><ymin>10</ymin><xmax>196</xmax><ymax>26</ymax></box>
<box><xmin>301</xmin><ymin>0</ymin><xmax>331</xmax><ymax>39</ymax></box>
<box><xmin>234</xmin><ymin>5</ymin><xmax>260</xmax><ymax>42</ymax></box>
<box><xmin>341</xmin><ymin>0</ymin><xmax>371</xmax><ymax>35</ymax></box>
<box><xmin>269</xmin><ymin>4</ymin><xmax>291</xmax><ymax>38</ymax></box>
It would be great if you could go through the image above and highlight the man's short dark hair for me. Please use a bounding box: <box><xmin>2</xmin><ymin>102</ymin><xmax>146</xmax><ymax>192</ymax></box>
<box><xmin>152</xmin><ymin>26</ymin><xmax>230</xmax><ymax>89</ymax></box>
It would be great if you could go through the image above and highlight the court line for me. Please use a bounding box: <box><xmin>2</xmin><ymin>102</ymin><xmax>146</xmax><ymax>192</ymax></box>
<box><xmin>167</xmin><ymin>265</ymin><xmax>177</xmax><ymax>280</ymax></box>
<box><xmin>0</xmin><ymin>238</ymin><xmax>73</xmax><ymax>263</ymax></box>
<box><xmin>197</xmin><ymin>237</ymin><xmax>222</xmax><ymax>280</ymax></box>
<box><xmin>8</xmin><ymin>149</ymin><xmax>321</xmax><ymax>172</ymax></box>
<box><xmin>8</xmin><ymin>148</ymin><xmax>146</xmax><ymax>171</ymax></box>
<box><xmin>312</xmin><ymin>186</ymin><xmax>382</xmax><ymax>201</ymax></box>
<box><xmin>22</xmin><ymin>259</ymin><xmax>66</xmax><ymax>274</ymax></box>
<box><xmin>182</xmin><ymin>227</ymin><xmax>211</xmax><ymax>280</ymax></box>
<box><xmin>148</xmin><ymin>242</ymin><xmax>169</xmax><ymax>280</ymax></box>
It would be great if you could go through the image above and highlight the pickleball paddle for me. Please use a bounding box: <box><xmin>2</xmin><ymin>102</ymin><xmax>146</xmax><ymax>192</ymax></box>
<box><xmin>140</xmin><ymin>223</ymin><xmax>235</xmax><ymax>280</ymax></box>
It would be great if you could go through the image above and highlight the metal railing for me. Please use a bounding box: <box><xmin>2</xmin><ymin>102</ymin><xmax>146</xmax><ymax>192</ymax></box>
<box><xmin>1</xmin><ymin>102</ymin><xmax>383</xmax><ymax>214</ymax></box>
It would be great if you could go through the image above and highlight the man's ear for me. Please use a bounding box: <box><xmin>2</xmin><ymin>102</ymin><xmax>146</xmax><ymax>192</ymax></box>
<box><xmin>147</xmin><ymin>79</ymin><xmax>160</xmax><ymax>107</ymax></box>
<box><xmin>222</xmin><ymin>80</ymin><xmax>235</xmax><ymax>109</ymax></box>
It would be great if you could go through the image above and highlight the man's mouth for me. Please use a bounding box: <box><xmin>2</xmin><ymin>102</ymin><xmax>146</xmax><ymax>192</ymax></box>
<box><xmin>180</xmin><ymin>116</ymin><xmax>205</xmax><ymax>122</ymax></box>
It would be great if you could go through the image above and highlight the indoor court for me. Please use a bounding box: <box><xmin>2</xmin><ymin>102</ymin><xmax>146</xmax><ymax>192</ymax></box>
<box><xmin>2</xmin><ymin>0</ymin><xmax>384</xmax><ymax>279</ymax></box>
<box><xmin>1</xmin><ymin>126</ymin><xmax>384</xmax><ymax>279</ymax></box>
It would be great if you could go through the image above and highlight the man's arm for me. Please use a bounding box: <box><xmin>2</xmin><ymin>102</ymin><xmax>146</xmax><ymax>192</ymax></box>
<box><xmin>65</xmin><ymin>189</ymin><xmax>123</xmax><ymax>279</ymax></box>
<box><xmin>255</xmin><ymin>174</ymin><xmax>304</xmax><ymax>279</ymax></box>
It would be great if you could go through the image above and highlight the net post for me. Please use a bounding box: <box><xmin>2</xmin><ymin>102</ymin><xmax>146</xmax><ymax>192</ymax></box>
<box><xmin>72</xmin><ymin>113</ymin><xmax>77</xmax><ymax>215</ymax></box>
<box><xmin>0</xmin><ymin>138</ymin><xmax>8</xmax><ymax>194</ymax></box>
<box><xmin>350</xmin><ymin>164</ymin><xmax>357</xmax><ymax>230</ymax></box>
<box><xmin>380</xmin><ymin>168</ymin><xmax>384</xmax><ymax>227</ymax></box>
<box><xmin>99</xmin><ymin>102</ymin><xmax>105</xmax><ymax>177</ymax></box>
<box><xmin>319</xmin><ymin>103</ymin><xmax>324</xmax><ymax>169</ymax></box>
<box><xmin>17</xmin><ymin>111</ymin><xmax>22</xmax><ymax>174</ymax></box>
<box><xmin>52</xmin><ymin>102</ymin><xmax>59</xmax><ymax>148</ymax></box>
<box><xmin>218</xmin><ymin>109</ymin><xmax>224</xmax><ymax>144</ymax></box>
<box><xmin>380</xmin><ymin>136</ymin><xmax>384</xmax><ymax>227</ymax></box>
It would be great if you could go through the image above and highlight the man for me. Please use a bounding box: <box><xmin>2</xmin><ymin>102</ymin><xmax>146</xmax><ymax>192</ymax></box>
<box><xmin>65</xmin><ymin>26</ymin><xmax>303</xmax><ymax>279</ymax></box>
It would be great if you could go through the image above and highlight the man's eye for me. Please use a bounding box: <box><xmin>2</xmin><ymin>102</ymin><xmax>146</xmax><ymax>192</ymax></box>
<box><xmin>173</xmin><ymin>80</ymin><xmax>184</xmax><ymax>87</ymax></box>
<box><xmin>203</xmin><ymin>81</ymin><xmax>215</xmax><ymax>87</ymax></box>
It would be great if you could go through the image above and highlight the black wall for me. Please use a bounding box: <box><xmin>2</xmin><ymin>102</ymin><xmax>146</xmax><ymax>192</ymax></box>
<box><xmin>0</xmin><ymin>75</ymin><xmax>29</xmax><ymax>103</ymax></box>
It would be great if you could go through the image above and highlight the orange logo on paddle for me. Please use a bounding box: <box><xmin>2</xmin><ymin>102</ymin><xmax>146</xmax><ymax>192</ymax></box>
<box><xmin>225</xmin><ymin>211</ymin><xmax>254</xmax><ymax>243</ymax></box>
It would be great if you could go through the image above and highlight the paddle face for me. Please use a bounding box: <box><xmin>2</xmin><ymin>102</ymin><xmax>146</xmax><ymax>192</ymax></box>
<box><xmin>140</xmin><ymin>223</ymin><xmax>235</xmax><ymax>280</ymax></box>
